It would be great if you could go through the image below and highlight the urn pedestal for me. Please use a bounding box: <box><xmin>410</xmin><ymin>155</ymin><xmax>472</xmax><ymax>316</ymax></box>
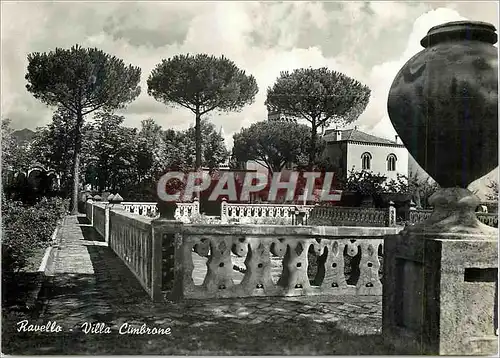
<box><xmin>383</xmin><ymin>221</ymin><xmax>498</xmax><ymax>354</ymax></box>
<box><xmin>384</xmin><ymin>20</ymin><xmax>498</xmax><ymax>355</ymax></box>
<box><xmin>383</xmin><ymin>193</ymin><xmax>498</xmax><ymax>355</ymax></box>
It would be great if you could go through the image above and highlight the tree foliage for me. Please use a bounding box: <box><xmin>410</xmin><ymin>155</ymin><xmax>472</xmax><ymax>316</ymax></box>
<box><xmin>147</xmin><ymin>53</ymin><xmax>258</xmax><ymax>169</ymax></box>
<box><xmin>181</xmin><ymin>119</ymin><xmax>229</xmax><ymax>170</ymax></box>
<box><xmin>135</xmin><ymin>118</ymin><xmax>168</xmax><ymax>184</ymax></box>
<box><xmin>25</xmin><ymin>44</ymin><xmax>141</xmax><ymax>213</ymax></box>
<box><xmin>344</xmin><ymin>169</ymin><xmax>388</xmax><ymax>197</ymax></box>
<box><xmin>342</xmin><ymin>169</ymin><xmax>440</xmax><ymax>209</ymax></box>
<box><xmin>232</xmin><ymin>121</ymin><xmax>319</xmax><ymax>173</ymax></box>
<box><xmin>86</xmin><ymin>112</ymin><xmax>138</xmax><ymax>192</ymax></box>
<box><xmin>29</xmin><ymin>108</ymin><xmax>94</xmax><ymax>195</ymax></box>
<box><xmin>265</xmin><ymin>67</ymin><xmax>371</xmax><ymax>168</ymax></box>
<box><xmin>486</xmin><ymin>180</ymin><xmax>498</xmax><ymax>202</ymax></box>
<box><xmin>26</xmin><ymin>45</ymin><xmax>141</xmax><ymax>115</ymax></box>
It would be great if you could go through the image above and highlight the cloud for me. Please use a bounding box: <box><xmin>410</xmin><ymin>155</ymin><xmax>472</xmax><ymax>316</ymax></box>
<box><xmin>358</xmin><ymin>7</ymin><xmax>469</xmax><ymax>140</ymax></box>
<box><xmin>1</xmin><ymin>0</ymin><xmax>498</xmax><ymax>155</ymax></box>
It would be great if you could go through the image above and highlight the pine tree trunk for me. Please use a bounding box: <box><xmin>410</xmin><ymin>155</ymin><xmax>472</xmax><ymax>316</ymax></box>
<box><xmin>309</xmin><ymin>122</ymin><xmax>318</xmax><ymax>170</ymax></box>
<box><xmin>70</xmin><ymin>111</ymin><xmax>83</xmax><ymax>215</ymax></box>
<box><xmin>195</xmin><ymin>111</ymin><xmax>202</xmax><ymax>170</ymax></box>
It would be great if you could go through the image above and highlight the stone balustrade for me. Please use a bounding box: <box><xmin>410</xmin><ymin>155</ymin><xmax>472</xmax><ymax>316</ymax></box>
<box><xmin>477</xmin><ymin>212</ymin><xmax>499</xmax><ymax>227</ymax></box>
<box><xmin>175</xmin><ymin>200</ymin><xmax>200</xmax><ymax>221</ymax></box>
<box><xmin>121</xmin><ymin>200</ymin><xmax>200</xmax><ymax>221</ymax></box>
<box><xmin>166</xmin><ymin>224</ymin><xmax>402</xmax><ymax>300</ymax></box>
<box><xmin>122</xmin><ymin>202</ymin><xmax>158</xmax><ymax>217</ymax></box>
<box><xmin>85</xmin><ymin>198</ymin><xmax>403</xmax><ymax>302</ymax></box>
<box><xmin>409</xmin><ymin>209</ymin><xmax>498</xmax><ymax>227</ymax></box>
<box><xmin>108</xmin><ymin>210</ymin><xmax>163</xmax><ymax>301</ymax></box>
<box><xmin>221</xmin><ymin>200</ymin><xmax>315</xmax><ymax>224</ymax></box>
<box><xmin>88</xmin><ymin>198</ymin><xmax>402</xmax><ymax>228</ymax></box>
<box><xmin>86</xmin><ymin>197</ymin><xmax>401</xmax><ymax>301</ymax></box>
<box><xmin>308</xmin><ymin>205</ymin><xmax>396</xmax><ymax>227</ymax></box>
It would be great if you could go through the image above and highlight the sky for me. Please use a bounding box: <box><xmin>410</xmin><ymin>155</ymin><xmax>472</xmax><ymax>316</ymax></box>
<box><xmin>1</xmin><ymin>1</ymin><xmax>499</xmax><ymax>193</ymax></box>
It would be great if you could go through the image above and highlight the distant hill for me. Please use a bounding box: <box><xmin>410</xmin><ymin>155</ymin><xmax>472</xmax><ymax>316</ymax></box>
<box><xmin>12</xmin><ymin>128</ymin><xmax>36</xmax><ymax>144</ymax></box>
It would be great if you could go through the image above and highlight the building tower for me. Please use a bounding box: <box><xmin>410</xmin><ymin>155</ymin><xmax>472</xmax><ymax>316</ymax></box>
<box><xmin>267</xmin><ymin>107</ymin><xmax>297</xmax><ymax>123</ymax></box>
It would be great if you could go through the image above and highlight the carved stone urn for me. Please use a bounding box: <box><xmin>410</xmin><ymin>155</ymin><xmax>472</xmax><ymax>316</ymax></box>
<box><xmin>384</xmin><ymin>21</ymin><xmax>498</xmax><ymax>355</ymax></box>
<box><xmin>154</xmin><ymin>180</ymin><xmax>179</xmax><ymax>220</ymax></box>
<box><xmin>156</xmin><ymin>200</ymin><xmax>178</xmax><ymax>219</ymax></box>
<box><xmin>388</xmin><ymin>21</ymin><xmax>497</xmax><ymax>188</ymax></box>
<box><xmin>387</xmin><ymin>21</ymin><xmax>498</xmax><ymax>236</ymax></box>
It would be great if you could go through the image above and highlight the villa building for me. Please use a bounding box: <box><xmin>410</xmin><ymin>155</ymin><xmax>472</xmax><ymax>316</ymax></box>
<box><xmin>242</xmin><ymin>109</ymin><xmax>409</xmax><ymax>188</ymax></box>
<box><xmin>322</xmin><ymin>128</ymin><xmax>408</xmax><ymax>181</ymax></box>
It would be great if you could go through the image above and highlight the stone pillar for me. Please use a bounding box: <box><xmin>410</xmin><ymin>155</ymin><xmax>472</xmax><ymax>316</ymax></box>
<box><xmin>108</xmin><ymin>193</ymin><xmax>124</xmax><ymax>211</ymax></box>
<box><xmin>150</xmin><ymin>217</ymin><xmax>184</xmax><ymax>299</ymax></box>
<box><xmin>106</xmin><ymin>194</ymin><xmax>124</xmax><ymax>244</ymax></box>
<box><xmin>384</xmin><ymin>21</ymin><xmax>498</xmax><ymax>355</ymax></box>
<box><xmin>86</xmin><ymin>197</ymin><xmax>94</xmax><ymax>226</ymax></box>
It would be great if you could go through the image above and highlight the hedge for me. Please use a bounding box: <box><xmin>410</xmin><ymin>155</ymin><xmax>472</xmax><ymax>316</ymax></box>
<box><xmin>1</xmin><ymin>196</ymin><xmax>69</xmax><ymax>273</ymax></box>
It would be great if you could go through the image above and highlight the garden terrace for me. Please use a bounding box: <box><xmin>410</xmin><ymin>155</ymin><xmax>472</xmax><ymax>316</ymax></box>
<box><xmin>85</xmin><ymin>200</ymin><xmax>402</xmax><ymax>302</ymax></box>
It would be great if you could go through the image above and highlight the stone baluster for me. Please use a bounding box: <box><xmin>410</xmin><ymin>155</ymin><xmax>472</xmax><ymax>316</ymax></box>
<box><xmin>193</xmin><ymin>197</ymin><xmax>200</xmax><ymax>215</ymax></box>
<box><xmin>387</xmin><ymin>201</ymin><xmax>396</xmax><ymax>226</ymax></box>
<box><xmin>319</xmin><ymin>240</ymin><xmax>347</xmax><ymax>289</ymax></box>
<box><xmin>203</xmin><ymin>237</ymin><xmax>234</xmax><ymax>293</ymax></box>
<box><xmin>220</xmin><ymin>197</ymin><xmax>228</xmax><ymax>223</ymax></box>
<box><xmin>238</xmin><ymin>237</ymin><xmax>275</xmax><ymax>293</ymax></box>
<box><xmin>357</xmin><ymin>239</ymin><xmax>383</xmax><ymax>295</ymax></box>
<box><xmin>277</xmin><ymin>239</ymin><xmax>311</xmax><ymax>293</ymax></box>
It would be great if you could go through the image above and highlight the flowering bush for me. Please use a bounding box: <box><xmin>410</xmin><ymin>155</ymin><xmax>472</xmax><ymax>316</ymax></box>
<box><xmin>1</xmin><ymin>196</ymin><xmax>69</xmax><ymax>273</ymax></box>
<box><xmin>343</xmin><ymin>169</ymin><xmax>387</xmax><ymax>196</ymax></box>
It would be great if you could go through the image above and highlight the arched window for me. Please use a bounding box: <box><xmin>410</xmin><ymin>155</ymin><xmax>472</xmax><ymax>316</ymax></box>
<box><xmin>361</xmin><ymin>152</ymin><xmax>372</xmax><ymax>170</ymax></box>
<box><xmin>387</xmin><ymin>154</ymin><xmax>397</xmax><ymax>171</ymax></box>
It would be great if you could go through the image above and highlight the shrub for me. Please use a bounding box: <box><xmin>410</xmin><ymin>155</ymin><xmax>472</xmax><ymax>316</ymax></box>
<box><xmin>226</xmin><ymin>216</ymin><xmax>293</xmax><ymax>225</ymax></box>
<box><xmin>188</xmin><ymin>213</ymin><xmax>221</xmax><ymax>224</ymax></box>
<box><xmin>251</xmin><ymin>217</ymin><xmax>293</xmax><ymax>225</ymax></box>
<box><xmin>1</xmin><ymin>196</ymin><xmax>69</xmax><ymax>273</ymax></box>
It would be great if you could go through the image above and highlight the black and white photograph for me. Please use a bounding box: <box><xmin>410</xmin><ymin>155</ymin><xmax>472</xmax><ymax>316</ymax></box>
<box><xmin>1</xmin><ymin>0</ymin><xmax>498</xmax><ymax>355</ymax></box>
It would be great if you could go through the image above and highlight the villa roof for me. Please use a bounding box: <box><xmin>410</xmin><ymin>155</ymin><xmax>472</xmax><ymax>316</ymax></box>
<box><xmin>323</xmin><ymin>128</ymin><xmax>403</xmax><ymax>146</ymax></box>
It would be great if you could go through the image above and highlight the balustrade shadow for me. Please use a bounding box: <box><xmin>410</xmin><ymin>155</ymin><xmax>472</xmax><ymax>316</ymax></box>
<box><xmin>76</xmin><ymin>216</ymin><xmax>91</xmax><ymax>226</ymax></box>
<box><xmin>77</xmin><ymin>216</ymin><xmax>105</xmax><ymax>243</ymax></box>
